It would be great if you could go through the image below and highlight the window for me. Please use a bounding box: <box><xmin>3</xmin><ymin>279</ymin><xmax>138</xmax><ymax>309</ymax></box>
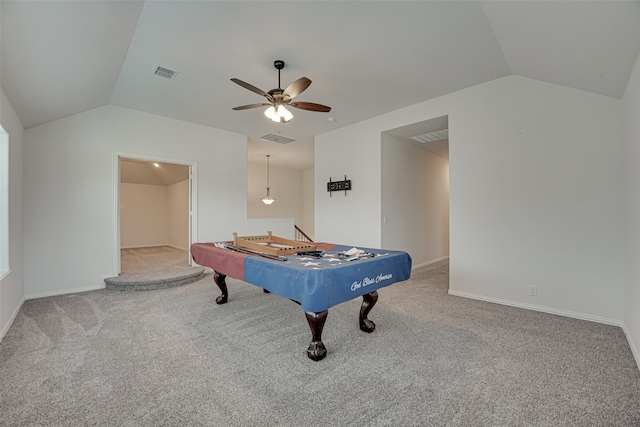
<box><xmin>0</xmin><ymin>125</ymin><xmax>8</xmax><ymax>278</ymax></box>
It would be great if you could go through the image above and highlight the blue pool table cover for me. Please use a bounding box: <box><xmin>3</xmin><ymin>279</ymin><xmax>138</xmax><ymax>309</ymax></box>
<box><xmin>191</xmin><ymin>242</ymin><xmax>412</xmax><ymax>312</ymax></box>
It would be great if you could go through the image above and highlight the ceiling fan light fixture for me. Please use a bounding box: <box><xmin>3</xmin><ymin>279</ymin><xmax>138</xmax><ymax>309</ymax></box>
<box><xmin>267</xmin><ymin>104</ymin><xmax>293</xmax><ymax>123</ymax></box>
<box><xmin>264</xmin><ymin>105</ymin><xmax>276</xmax><ymax>119</ymax></box>
<box><xmin>281</xmin><ymin>107</ymin><xmax>293</xmax><ymax>122</ymax></box>
<box><xmin>231</xmin><ymin>60</ymin><xmax>331</xmax><ymax>122</ymax></box>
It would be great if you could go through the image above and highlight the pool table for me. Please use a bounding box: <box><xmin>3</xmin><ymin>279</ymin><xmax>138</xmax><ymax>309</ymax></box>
<box><xmin>190</xmin><ymin>241</ymin><xmax>412</xmax><ymax>361</ymax></box>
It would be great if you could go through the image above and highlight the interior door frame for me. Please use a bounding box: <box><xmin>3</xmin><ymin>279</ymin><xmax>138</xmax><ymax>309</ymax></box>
<box><xmin>112</xmin><ymin>151</ymin><xmax>198</xmax><ymax>275</ymax></box>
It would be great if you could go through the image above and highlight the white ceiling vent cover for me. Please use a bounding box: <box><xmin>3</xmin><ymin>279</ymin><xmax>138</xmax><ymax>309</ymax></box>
<box><xmin>154</xmin><ymin>66</ymin><xmax>179</xmax><ymax>80</ymax></box>
<box><xmin>260</xmin><ymin>134</ymin><xmax>295</xmax><ymax>144</ymax></box>
<box><xmin>410</xmin><ymin>129</ymin><xmax>449</xmax><ymax>144</ymax></box>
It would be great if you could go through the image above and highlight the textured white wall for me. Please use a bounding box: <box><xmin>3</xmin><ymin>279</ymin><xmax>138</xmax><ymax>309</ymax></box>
<box><xmin>246</xmin><ymin>163</ymin><xmax>314</xmax><ymax>240</ymax></box>
<box><xmin>23</xmin><ymin>105</ymin><xmax>293</xmax><ymax>298</ymax></box>
<box><xmin>316</xmin><ymin>75</ymin><xmax>625</xmax><ymax>323</ymax></box>
<box><xmin>623</xmin><ymin>51</ymin><xmax>640</xmax><ymax>364</ymax></box>
<box><xmin>447</xmin><ymin>77</ymin><xmax>624</xmax><ymax>323</ymax></box>
<box><xmin>120</xmin><ymin>183</ymin><xmax>169</xmax><ymax>248</ymax></box>
<box><xmin>247</xmin><ymin>161</ymin><xmax>302</xmax><ymax>225</ymax></box>
<box><xmin>119</xmin><ymin>180</ymin><xmax>188</xmax><ymax>250</ymax></box>
<box><xmin>0</xmin><ymin>89</ymin><xmax>25</xmax><ymax>340</ymax></box>
<box><xmin>302</xmin><ymin>168</ymin><xmax>314</xmax><ymax>240</ymax></box>
<box><xmin>315</xmin><ymin>124</ymin><xmax>383</xmax><ymax>248</ymax></box>
<box><xmin>381</xmin><ymin>133</ymin><xmax>449</xmax><ymax>265</ymax></box>
<box><xmin>168</xmin><ymin>179</ymin><xmax>189</xmax><ymax>250</ymax></box>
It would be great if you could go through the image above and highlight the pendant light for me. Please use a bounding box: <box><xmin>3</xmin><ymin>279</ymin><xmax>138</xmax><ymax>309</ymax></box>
<box><xmin>261</xmin><ymin>154</ymin><xmax>275</xmax><ymax>205</ymax></box>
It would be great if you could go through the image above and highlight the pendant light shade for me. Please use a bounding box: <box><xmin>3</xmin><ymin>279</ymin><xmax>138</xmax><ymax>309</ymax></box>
<box><xmin>261</xmin><ymin>154</ymin><xmax>275</xmax><ymax>205</ymax></box>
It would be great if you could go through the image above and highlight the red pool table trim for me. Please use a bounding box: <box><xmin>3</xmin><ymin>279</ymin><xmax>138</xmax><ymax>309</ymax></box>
<box><xmin>191</xmin><ymin>242</ymin><xmax>338</xmax><ymax>281</ymax></box>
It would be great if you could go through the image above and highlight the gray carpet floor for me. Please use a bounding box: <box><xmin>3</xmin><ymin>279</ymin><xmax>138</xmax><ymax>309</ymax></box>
<box><xmin>105</xmin><ymin>246</ymin><xmax>204</xmax><ymax>291</ymax></box>
<box><xmin>120</xmin><ymin>246</ymin><xmax>190</xmax><ymax>273</ymax></box>
<box><xmin>1</xmin><ymin>260</ymin><xmax>639</xmax><ymax>426</ymax></box>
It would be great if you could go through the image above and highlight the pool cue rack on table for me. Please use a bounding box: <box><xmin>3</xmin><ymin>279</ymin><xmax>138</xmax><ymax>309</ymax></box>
<box><xmin>233</xmin><ymin>231</ymin><xmax>316</xmax><ymax>257</ymax></box>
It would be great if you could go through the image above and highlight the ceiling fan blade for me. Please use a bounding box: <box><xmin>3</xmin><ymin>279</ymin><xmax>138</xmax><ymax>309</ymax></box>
<box><xmin>289</xmin><ymin>101</ymin><xmax>331</xmax><ymax>113</ymax></box>
<box><xmin>232</xmin><ymin>103</ymin><xmax>271</xmax><ymax>111</ymax></box>
<box><xmin>230</xmin><ymin>78</ymin><xmax>275</xmax><ymax>102</ymax></box>
<box><xmin>283</xmin><ymin>77</ymin><xmax>312</xmax><ymax>100</ymax></box>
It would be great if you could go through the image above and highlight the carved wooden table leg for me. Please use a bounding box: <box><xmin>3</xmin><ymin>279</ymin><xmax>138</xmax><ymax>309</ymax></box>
<box><xmin>305</xmin><ymin>310</ymin><xmax>328</xmax><ymax>361</ymax></box>
<box><xmin>213</xmin><ymin>271</ymin><xmax>229</xmax><ymax>305</ymax></box>
<box><xmin>360</xmin><ymin>291</ymin><xmax>378</xmax><ymax>332</ymax></box>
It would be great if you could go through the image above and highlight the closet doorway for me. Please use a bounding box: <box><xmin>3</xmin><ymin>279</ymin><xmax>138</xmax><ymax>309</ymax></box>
<box><xmin>114</xmin><ymin>154</ymin><xmax>196</xmax><ymax>275</ymax></box>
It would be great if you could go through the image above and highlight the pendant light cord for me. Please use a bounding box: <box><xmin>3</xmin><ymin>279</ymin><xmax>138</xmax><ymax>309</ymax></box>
<box><xmin>266</xmin><ymin>155</ymin><xmax>270</xmax><ymax>188</ymax></box>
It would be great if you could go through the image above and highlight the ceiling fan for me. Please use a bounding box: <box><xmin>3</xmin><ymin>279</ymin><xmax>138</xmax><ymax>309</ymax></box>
<box><xmin>231</xmin><ymin>60</ymin><xmax>331</xmax><ymax>123</ymax></box>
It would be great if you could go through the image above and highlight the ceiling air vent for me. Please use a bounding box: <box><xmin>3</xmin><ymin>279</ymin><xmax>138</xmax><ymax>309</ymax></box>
<box><xmin>154</xmin><ymin>66</ymin><xmax>178</xmax><ymax>80</ymax></box>
<box><xmin>410</xmin><ymin>129</ymin><xmax>449</xmax><ymax>144</ymax></box>
<box><xmin>260</xmin><ymin>134</ymin><xmax>295</xmax><ymax>144</ymax></box>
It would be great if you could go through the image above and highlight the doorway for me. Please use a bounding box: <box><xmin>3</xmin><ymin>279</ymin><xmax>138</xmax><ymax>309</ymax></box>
<box><xmin>381</xmin><ymin>115</ymin><xmax>450</xmax><ymax>271</ymax></box>
<box><xmin>113</xmin><ymin>153</ymin><xmax>197</xmax><ymax>275</ymax></box>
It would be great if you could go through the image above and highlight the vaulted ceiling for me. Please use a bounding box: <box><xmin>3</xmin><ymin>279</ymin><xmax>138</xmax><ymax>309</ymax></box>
<box><xmin>2</xmin><ymin>1</ymin><xmax>639</xmax><ymax>169</ymax></box>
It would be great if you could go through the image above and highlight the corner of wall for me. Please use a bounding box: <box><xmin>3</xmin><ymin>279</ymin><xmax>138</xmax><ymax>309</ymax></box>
<box><xmin>0</xmin><ymin>294</ymin><xmax>25</xmax><ymax>342</ymax></box>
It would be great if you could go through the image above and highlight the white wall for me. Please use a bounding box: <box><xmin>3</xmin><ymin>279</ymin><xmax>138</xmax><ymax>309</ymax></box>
<box><xmin>316</xmin><ymin>75</ymin><xmax>625</xmax><ymax>324</ymax></box>
<box><xmin>315</xmin><ymin>124</ymin><xmax>383</xmax><ymax>248</ymax></box>
<box><xmin>247</xmin><ymin>161</ymin><xmax>303</xmax><ymax>225</ymax></box>
<box><xmin>381</xmin><ymin>133</ymin><xmax>449</xmax><ymax>265</ymax></box>
<box><xmin>246</xmin><ymin>162</ymin><xmax>314</xmax><ymax>240</ymax></box>
<box><xmin>0</xmin><ymin>89</ymin><xmax>25</xmax><ymax>340</ymax></box>
<box><xmin>168</xmin><ymin>179</ymin><xmax>189</xmax><ymax>250</ymax></box>
<box><xmin>120</xmin><ymin>179</ymin><xmax>189</xmax><ymax>250</ymax></box>
<box><xmin>23</xmin><ymin>105</ymin><xmax>293</xmax><ymax>298</ymax></box>
<box><xmin>302</xmin><ymin>168</ymin><xmax>314</xmax><ymax>240</ymax></box>
<box><xmin>120</xmin><ymin>183</ymin><xmax>169</xmax><ymax>248</ymax></box>
<box><xmin>623</xmin><ymin>51</ymin><xmax>640</xmax><ymax>364</ymax></box>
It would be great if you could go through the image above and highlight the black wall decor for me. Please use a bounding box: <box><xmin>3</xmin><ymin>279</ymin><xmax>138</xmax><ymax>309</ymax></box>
<box><xmin>327</xmin><ymin>175</ymin><xmax>351</xmax><ymax>196</ymax></box>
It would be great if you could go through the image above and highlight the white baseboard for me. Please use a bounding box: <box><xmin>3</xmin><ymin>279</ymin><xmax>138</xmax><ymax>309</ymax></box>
<box><xmin>412</xmin><ymin>255</ymin><xmax>449</xmax><ymax>271</ymax></box>
<box><xmin>120</xmin><ymin>244</ymin><xmax>169</xmax><ymax>249</ymax></box>
<box><xmin>447</xmin><ymin>289</ymin><xmax>624</xmax><ymax>327</ymax></box>
<box><xmin>120</xmin><ymin>244</ymin><xmax>189</xmax><ymax>251</ymax></box>
<box><xmin>25</xmin><ymin>283</ymin><xmax>105</xmax><ymax>301</ymax></box>
<box><xmin>0</xmin><ymin>296</ymin><xmax>25</xmax><ymax>343</ymax></box>
<box><xmin>622</xmin><ymin>324</ymin><xmax>640</xmax><ymax>371</ymax></box>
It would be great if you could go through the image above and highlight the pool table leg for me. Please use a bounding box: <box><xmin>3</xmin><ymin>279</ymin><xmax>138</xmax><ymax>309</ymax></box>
<box><xmin>360</xmin><ymin>291</ymin><xmax>378</xmax><ymax>333</ymax></box>
<box><xmin>305</xmin><ymin>310</ymin><xmax>328</xmax><ymax>361</ymax></box>
<box><xmin>213</xmin><ymin>271</ymin><xmax>229</xmax><ymax>305</ymax></box>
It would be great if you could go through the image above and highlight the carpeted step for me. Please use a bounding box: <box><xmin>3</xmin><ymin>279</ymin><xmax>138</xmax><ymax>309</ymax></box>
<box><xmin>104</xmin><ymin>266</ymin><xmax>205</xmax><ymax>291</ymax></box>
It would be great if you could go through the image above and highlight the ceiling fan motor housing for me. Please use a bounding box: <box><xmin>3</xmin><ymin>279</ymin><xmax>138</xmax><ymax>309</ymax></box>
<box><xmin>268</xmin><ymin>88</ymin><xmax>285</xmax><ymax>102</ymax></box>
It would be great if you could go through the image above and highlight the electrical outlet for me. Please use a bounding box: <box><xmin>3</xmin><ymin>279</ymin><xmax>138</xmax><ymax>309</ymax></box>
<box><xmin>528</xmin><ymin>285</ymin><xmax>538</xmax><ymax>296</ymax></box>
